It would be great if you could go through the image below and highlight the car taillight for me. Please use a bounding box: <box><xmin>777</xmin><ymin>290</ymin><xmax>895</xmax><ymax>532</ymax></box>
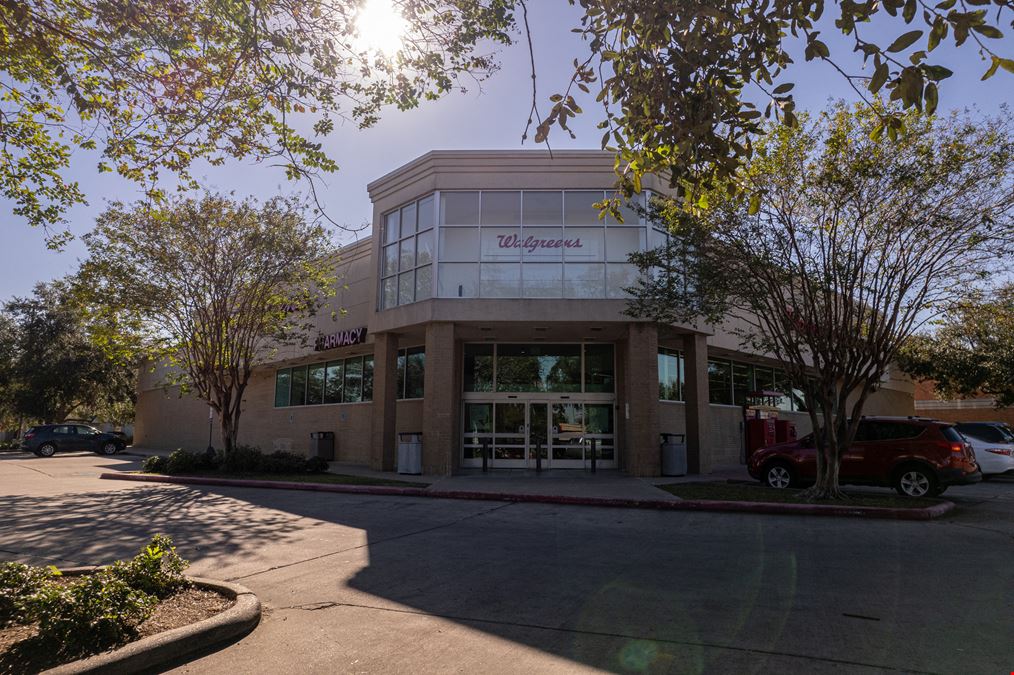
<box><xmin>983</xmin><ymin>448</ymin><xmax>1013</xmax><ymax>456</ymax></box>
<box><xmin>24</xmin><ymin>432</ymin><xmax>34</xmax><ymax>440</ymax></box>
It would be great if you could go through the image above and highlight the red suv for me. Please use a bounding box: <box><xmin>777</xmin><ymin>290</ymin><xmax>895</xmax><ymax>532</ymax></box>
<box><xmin>748</xmin><ymin>416</ymin><xmax>981</xmax><ymax>497</ymax></box>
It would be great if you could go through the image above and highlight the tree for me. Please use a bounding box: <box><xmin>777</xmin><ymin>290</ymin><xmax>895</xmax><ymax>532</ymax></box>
<box><xmin>1</xmin><ymin>0</ymin><xmax>516</xmax><ymax>242</ymax></box>
<box><xmin>0</xmin><ymin>280</ymin><xmax>136</xmax><ymax>424</ymax></box>
<box><xmin>533</xmin><ymin>0</ymin><xmax>1014</xmax><ymax>206</ymax></box>
<box><xmin>5</xmin><ymin>1</ymin><xmax>1011</xmax><ymax>243</ymax></box>
<box><xmin>78</xmin><ymin>193</ymin><xmax>337</xmax><ymax>452</ymax></box>
<box><xmin>626</xmin><ymin>103</ymin><xmax>1014</xmax><ymax>499</ymax></box>
<box><xmin>899</xmin><ymin>285</ymin><xmax>1014</xmax><ymax>407</ymax></box>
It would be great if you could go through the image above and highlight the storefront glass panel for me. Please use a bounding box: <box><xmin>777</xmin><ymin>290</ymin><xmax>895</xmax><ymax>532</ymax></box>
<box><xmin>289</xmin><ymin>366</ymin><xmax>307</xmax><ymax>406</ymax></box>
<box><xmin>274</xmin><ymin>370</ymin><xmax>291</xmax><ymax>407</ymax></box>
<box><xmin>307</xmin><ymin>364</ymin><xmax>325</xmax><ymax>405</ymax></box>
<box><xmin>481</xmin><ymin>191</ymin><xmax>521</xmax><ymax>225</ymax></box>
<box><xmin>463</xmin><ymin>403</ymin><xmax>492</xmax><ymax>459</ymax></box>
<box><xmin>522</xmin><ymin>191</ymin><xmax>563</xmax><ymax>224</ymax></box>
<box><xmin>344</xmin><ymin>357</ymin><xmax>363</xmax><ymax>403</ymax></box>
<box><xmin>584</xmin><ymin>344</ymin><xmax>615</xmax><ymax>393</ymax></box>
<box><xmin>464</xmin><ymin>344</ymin><xmax>494</xmax><ymax>392</ymax></box>
<box><xmin>564</xmin><ymin>191</ymin><xmax>604</xmax><ymax>225</ymax></box>
<box><xmin>708</xmin><ymin>360</ymin><xmax>732</xmax><ymax>405</ymax></box>
<box><xmin>324</xmin><ymin>361</ymin><xmax>344</xmax><ymax>404</ymax></box>
<box><xmin>551</xmin><ymin>403</ymin><xmax>584</xmax><ymax>460</ymax></box>
<box><xmin>362</xmin><ymin>356</ymin><xmax>374</xmax><ymax>401</ymax></box>
<box><xmin>440</xmin><ymin>192</ymin><xmax>479</xmax><ymax>225</ymax></box>
<box><xmin>496</xmin><ymin>344</ymin><xmax>581</xmax><ymax>393</ymax></box>
<box><xmin>586</xmin><ymin>404</ymin><xmax>615</xmax><ymax>460</ymax></box>
<box><xmin>732</xmin><ymin>363</ymin><xmax>753</xmax><ymax>406</ymax></box>
<box><xmin>494</xmin><ymin>402</ymin><xmax>525</xmax><ymax>460</ymax></box>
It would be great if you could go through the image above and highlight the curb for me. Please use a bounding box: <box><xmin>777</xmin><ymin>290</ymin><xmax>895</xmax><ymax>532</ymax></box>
<box><xmin>99</xmin><ymin>472</ymin><xmax>954</xmax><ymax>520</ymax></box>
<box><xmin>44</xmin><ymin>568</ymin><xmax>260</xmax><ymax>675</ymax></box>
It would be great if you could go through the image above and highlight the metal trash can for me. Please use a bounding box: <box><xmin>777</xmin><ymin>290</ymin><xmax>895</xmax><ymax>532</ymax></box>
<box><xmin>310</xmin><ymin>431</ymin><xmax>335</xmax><ymax>461</ymax></box>
<box><xmin>397</xmin><ymin>432</ymin><xmax>422</xmax><ymax>475</ymax></box>
<box><xmin>661</xmin><ymin>433</ymin><xmax>687</xmax><ymax>477</ymax></box>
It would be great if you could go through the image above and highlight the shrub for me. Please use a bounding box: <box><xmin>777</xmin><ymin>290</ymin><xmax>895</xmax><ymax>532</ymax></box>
<box><xmin>217</xmin><ymin>444</ymin><xmax>264</xmax><ymax>473</ymax></box>
<box><xmin>0</xmin><ymin>562</ymin><xmax>53</xmax><ymax>626</ymax></box>
<box><xmin>108</xmin><ymin>534</ymin><xmax>190</xmax><ymax>599</ymax></box>
<box><xmin>259</xmin><ymin>451</ymin><xmax>307</xmax><ymax>474</ymax></box>
<box><xmin>142</xmin><ymin>454</ymin><xmax>168</xmax><ymax>474</ymax></box>
<box><xmin>31</xmin><ymin>571</ymin><xmax>156</xmax><ymax>653</ymax></box>
<box><xmin>164</xmin><ymin>448</ymin><xmax>217</xmax><ymax>474</ymax></box>
<box><xmin>305</xmin><ymin>456</ymin><xmax>330</xmax><ymax>473</ymax></box>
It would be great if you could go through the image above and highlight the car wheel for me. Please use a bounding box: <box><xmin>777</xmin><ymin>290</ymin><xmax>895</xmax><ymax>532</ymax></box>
<box><xmin>35</xmin><ymin>443</ymin><xmax>57</xmax><ymax>458</ymax></box>
<box><xmin>99</xmin><ymin>441</ymin><xmax>118</xmax><ymax>456</ymax></box>
<box><xmin>764</xmin><ymin>462</ymin><xmax>795</xmax><ymax>489</ymax></box>
<box><xmin>895</xmin><ymin>466</ymin><xmax>938</xmax><ymax>497</ymax></box>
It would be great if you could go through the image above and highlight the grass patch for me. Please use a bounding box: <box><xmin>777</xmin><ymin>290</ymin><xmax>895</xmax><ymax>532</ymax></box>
<box><xmin>146</xmin><ymin>471</ymin><xmax>430</xmax><ymax>489</ymax></box>
<box><xmin>657</xmin><ymin>481</ymin><xmax>942</xmax><ymax>509</ymax></box>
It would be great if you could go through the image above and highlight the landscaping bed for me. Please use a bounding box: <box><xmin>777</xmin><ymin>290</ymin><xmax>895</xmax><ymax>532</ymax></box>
<box><xmin>657</xmin><ymin>481</ymin><xmax>943</xmax><ymax>509</ymax></box>
<box><xmin>0</xmin><ymin>536</ymin><xmax>234</xmax><ymax>674</ymax></box>
<box><xmin>141</xmin><ymin>448</ymin><xmax>430</xmax><ymax>488</ymax></box>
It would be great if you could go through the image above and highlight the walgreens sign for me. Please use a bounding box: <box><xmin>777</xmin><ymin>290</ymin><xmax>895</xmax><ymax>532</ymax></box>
<box><xmin>496</xmin><ymin>234</ymin><xmax>583</xmax><ymax>253</ymax></box>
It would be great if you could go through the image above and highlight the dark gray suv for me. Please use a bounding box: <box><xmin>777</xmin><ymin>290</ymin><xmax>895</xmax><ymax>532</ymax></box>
<box><xmin>20</xmin><ymin>424</ymin><xmax>126</xmax><ymax>457</ymax></box>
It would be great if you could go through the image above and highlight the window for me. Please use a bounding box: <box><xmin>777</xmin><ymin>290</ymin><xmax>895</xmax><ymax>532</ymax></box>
<box><xmin>732</xmin><ymin>363</ymin><xmax>753</xmax><ymax>406</ymax></box>
<box><xmin>658</xmin><ymin>348</ymin><xmax>683</xmax><ymax>401</ymax></box>
<box><xmin>467</xmin><ymin>344</ymin><xmax>607</xmax><ymax>393</ymax></box>
<box><xmin>708</xmin><ymin>360</ymin><xmax>732</xmax><ymax>405</ymax></box>
<box><xmin>464</xmin><ymin>344</ymin><xmax>494</xmax><ymax>392</ymax></box>
<box><xmin>856</xmin><ymin>421</ymin><xmax>925</xmax><ymax>441</ymax></box>
<box><xmin>396</xmin><ymin>347</ymin><xmax>426</xmax><ymax>399</ymax></box>
<box><xmin>275</xmin><ymin>355</ymin><xmax>374</xmax><ymax>407</ymax></box>
<box><xmin>480</xmin><ymin>191</ymin><xmax>521</xmax><ymax>225</ymax></box>
<box><xmin>584</xmin><ymin>344</ymin><xmax>615</xmax><ymax>393</ymax></box>
<box><xmin>381</xmin><ymin>195</ymin><xmax>435</xmax><ymax>308</ymax></box>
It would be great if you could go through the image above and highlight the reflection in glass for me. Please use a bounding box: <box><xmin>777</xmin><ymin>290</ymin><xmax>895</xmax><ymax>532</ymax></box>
<box><xmin>479</xmin><ymin>263</ymin><xmax>521</xmax><ymax>298</ymax></box>
<box><xmin>606</xmin><ymin>263</ymin><xmax>638</xmax><ymax>298</ymax></box>
<box><xmin>405</xmin><ymin>347</ymin><xmax>425</xmax><ymax>399</ymax></box>
<box><xmin>463</xmin><ymin>403</ymin><xmax>492</xmax><ymax>459</ymax></box>
<box><xmin>399</xmin><ymin>236</ymin><xmax>416</xmax><ymax>271</ymax></box>
<box><xmin>523</xmin><ymin>191</ymin><xmax>563</xmax><ymax>224</ymax></box>
<box><xmin>440</xmin><ymin>192</ymin><xmax>479</xmax><ymax>225</ymax></box>
<box><xmin>481</xmin><ymin>191</ymin><xmax>521</xmax><ymax>225</ymax></box>
<box><xmin>464</xmin><ymin>344</ymin><xmax>494</xmax><ymax>392</ymax></box>
<box><xmin>401</xmin><ymin>202</ymin><xmax>417</xmax><ymax>236</ymax></box>
<box><xmin>564</xmin><ymin>190</ymin><xmax>605</xmax><ymax>225</ymax></box>
<box><xmin>481</xmin><ymin>227</ymin><xmax>521</xmax><ymax>261</ymax></box>
<box><xmin>733</xmin><ymin>362</ymin><xmax>753</xmax><ymax>406</ymax></box>
<box><xmin>520</xmin><ymin>227</ymin><xmax>565</xmax><ymax>260</ymax></box>
<box><xmin>382</xmin><ymin>244</ymin><xmax>398</xmax><ymax>276</ymax></box>
<box><xmin>325</xmin><ymin>360</ymin><xmax>344</xmax><ymax>405</ymax></box>
<box><xmin>415</xmin><ymin>265</ymin><xmax>432</xmax><ymax>302</ymax></box>
<box><xmin>274</xmin><ymin>370</ymin><xmax>291</xmax><ymax>407</ymax></box>
<box><xmin>289</xmin><ymin>366</ymin><xmax>307</xmax><ymax>406</ymax></box>
<box><xmin>563</xmin><ymin>227</ymin><xmax>604</xmax><ymax>260</ymax></box>
<box><xmin>583</xmin><ymin>344</ymin><xmax>615</xmax><ymax>393</ymax></box>
<box><xmin>605</xmin><ymin>228</ymin><xmax>644</xmax><ymax>262</ymax></box>
<box><xmin>384</xmin><ymin>210</ymin><xmax>400</xmax><ymax>243</ymax></box>
<box><xmin>494</xmin><ymin>403</ymin><xmax>525</xmax><ymax>459</ymax></box>
<box><xmin>382</xmin><ymin>277</ymin><xmax>397</xmax><ymax>309</ymax></box>
<box><xmin>417</xmin><ymin>195</ymin><xmax>434</xmax><ymax>230</ymax></box>
<box><xmin>708</xmin><ymin>360</ymin><xmax>732</xmax><ymax>405</ymax></box>
<box><xmin>416</xmin><ymin>230</ymin><xmax>434</xmax><ymax>265</ymax></box>
<box><xmin>362</xmin><ymin>356</ymin><xmax>374</xmax><ymax>401</ymax></box>
<box><xmin>439</xmin><ymin>227</ymin><xmax>479</xmax><ymax>262</ymax></box>
<box><xmin>398</xmin><ymin>271</ymin><xmax>414</xmax><ymax>305</ymax></box>
<box><xmin>438</xmin><ymin>263</ymin><xmax>479</xmax><ymax>298</ymax></box>
<box><xmin>529</xmin><ymin>403</ymin><xmax>549</xmax><ymax>460</ymax></box>
<box><xmin>522</xmin><ymin>263</ymin><xmax>563</xmax><ymax>298</ymax></box>
<box><xmin>564</xmin><ymin>263</ymin><xmax>605</xmax><ymax>298</ymax></box>
<box><xmin>307</xmin><ymin>364</ymin><xmax>325</xmax><ymax>405</ymax></box>
<box><xmin>344</xmin><ymin>357</ymin><xmax>363</xmax><ymax>403</ymax></box>
<box><xmin>496</xmin><ymin>344</ymin><xmax>580</xmax><ymax>392</ymax></box>
<box><xmin>657</xmin><ymin>349</ymin><xmax>682</xmax><ymax>401</ymax></box>
<box><xmin>552</xmin><ymin>403</ymin><xmax>584</xmax><ymax>460</ymax></box>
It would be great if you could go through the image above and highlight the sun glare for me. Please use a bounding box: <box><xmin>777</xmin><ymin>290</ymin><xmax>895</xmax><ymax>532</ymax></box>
<box><xmin>355</xmin><ymin>0</ymin><xmax>408</xmax><ymax>58</ymax></box>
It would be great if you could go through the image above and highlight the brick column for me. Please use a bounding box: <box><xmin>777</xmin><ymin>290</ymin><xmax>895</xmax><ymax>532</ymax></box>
<box><xmin>370</xmin><ymin>332</ymin><xmax>399</xmax><ymax>471</ymax></box>
<box><xmin>622</xmin><ymin>323</ymin><xmax>661</xmax><ymax>476</ymax></box>
<box><xmin>422</xmin><ymin>322</ymin><xmax>457</xmax><ymax>475</ymax></box>
<box><xmin>683</xmin><ymin>333</ymin><xmax>710</xmax><ymax>474</ymax></box>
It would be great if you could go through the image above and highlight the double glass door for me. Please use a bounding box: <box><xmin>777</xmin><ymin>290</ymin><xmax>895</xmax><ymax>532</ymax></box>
<box><xmin>462</xmin><ymin>400</ymin><xmax>615</xmax><ymax>469</ymax></box>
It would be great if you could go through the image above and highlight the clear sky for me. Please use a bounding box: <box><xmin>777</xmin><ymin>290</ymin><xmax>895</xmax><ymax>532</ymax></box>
<box><xmin>2</xmin><ymin>2</ymin><xmax>1011</xmax><ymax>298</ymax></box>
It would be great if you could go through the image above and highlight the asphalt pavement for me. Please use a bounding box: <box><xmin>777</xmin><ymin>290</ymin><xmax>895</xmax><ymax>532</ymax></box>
<box><xmin>0</xmin><ymin>450</ymin><xmax>1011</xmax><ymax>674</ymax></box>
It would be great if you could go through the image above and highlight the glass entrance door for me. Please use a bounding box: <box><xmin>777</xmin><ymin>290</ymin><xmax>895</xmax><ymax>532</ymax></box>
<box><xmin>462</xmin><ymin>399</ymin><xmax>616</xmax><ymax>469</ymax></box>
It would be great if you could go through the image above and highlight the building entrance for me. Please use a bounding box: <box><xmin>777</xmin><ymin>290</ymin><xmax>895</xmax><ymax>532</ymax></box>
<box><xmin>461</xmin><ymin>398</ymin><xmax>615</xmax><ymax>470</ymax></box>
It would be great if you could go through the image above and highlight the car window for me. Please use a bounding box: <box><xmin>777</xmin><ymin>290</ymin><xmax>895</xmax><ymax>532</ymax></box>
<box><xmin>996</xmin><ymin>425</ymin><xmax>1014</xmax><ymax>443</ymax></box>
<box><xmin>855</xmin><ymin>421</ymin><xmax>924</xmax><ymax>442</ymax></box>
<box><xmin>941</xmin><ymin>426</ymin><xmax>964</xmax><ymax>443</ymax></box>
<box><xmin>75</xmin><ymin>426</ymin><xmax>98</xmax><ymax>435</ymax></box>
<box><xmin>956</xmin><ymin>424</ymin><xmax>1004</xmax><ymax>443</ymax></box>
<box><xmin>51</xmin><ymin>426</ymin><xmax>72</xmax><ymax>435</ymax></box>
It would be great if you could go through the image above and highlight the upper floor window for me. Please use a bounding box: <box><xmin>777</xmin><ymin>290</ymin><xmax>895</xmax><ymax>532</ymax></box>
<box><xmin>381</xmin><ymin>195</ymin><xmax>434</xmax><ymax>309</ymax></box>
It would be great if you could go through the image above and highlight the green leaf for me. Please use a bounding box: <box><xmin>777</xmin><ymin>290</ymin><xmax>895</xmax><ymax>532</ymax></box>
<box><xmin>772</xmin><ymin>83</ymin><xmax>794</xmax><ymax>95</ymax></box>
<box><xmin>925</xmin><ymin>82</ymin><xmax>938</xmax><ymax>115</ymax></box>
<box><xmin>903</xmin><ymin>0</ymin><xmax>917</xmax><ymax>22</ymax></box>
<box><xmin>748</xmin><ymin>192</ymin><xmax>761</xmax><ymax>215</ymax></box>
<box><xmin>887</xmin><ymin>30</ymin><xmax>923</xmax><ymax>52</ymax></box>
<box><xmin>870</xmin><ymin>62</ymin><xmax>890</xmax><ymax>93</ymax></box>
<box><xmin>923</xmin><ymin>64</ymin><xmax>954</xmax><ymax>80</ymax></box>
<box><xmin>972</xmin><ymin>25</ymin><xmax>1003</xmax><ymax>39</ymax></box>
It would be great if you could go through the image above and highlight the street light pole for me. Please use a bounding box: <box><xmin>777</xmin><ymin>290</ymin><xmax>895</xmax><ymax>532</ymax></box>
<box><xmin>206</xmin><ymin>406</ymin><xmax>214</xmax><ymax>455</ymax></box>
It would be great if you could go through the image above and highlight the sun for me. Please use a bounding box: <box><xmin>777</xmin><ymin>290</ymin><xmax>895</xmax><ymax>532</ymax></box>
<box><xmin>355</xmin><ymin>0</ymin><xmax>409</xmax><ymax>58</ymax></box>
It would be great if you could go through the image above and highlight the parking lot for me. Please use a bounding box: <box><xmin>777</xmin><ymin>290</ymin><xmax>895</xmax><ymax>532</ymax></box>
<box><xmin>1</xmin><ymin>450</ymin><xmax>1012</xmax><ymax>674</ymax></box>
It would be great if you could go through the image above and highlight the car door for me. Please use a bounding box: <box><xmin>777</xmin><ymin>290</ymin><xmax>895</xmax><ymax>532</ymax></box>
<box><xmin>840</xmin><ymin>421</ymin><xmax>874</xmax><ymax>481</ymax></box>
<box><xmin>74</xmin><ymin>425</ymin><xmax>100</xmax><ymax>451</ymax></box>
<box><xmin>49</xmin><ymin>425</ymin><xmax>76</xmax><ymax>451</ymax></box>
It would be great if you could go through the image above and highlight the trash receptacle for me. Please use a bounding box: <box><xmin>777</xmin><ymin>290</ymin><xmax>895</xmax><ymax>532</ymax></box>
<box><xmin>310</xmin><ymin>431</ymin><xmax>335</xmax><ymax>461</ymax></box>
<box><xmin>397</xmin><ymin>432</ymin><xmax>422</xmax><ymax>475</ymax></box>
<box><xmin>661</xmin><ymin>433</ymin><xmax>687</xmax><ymax>477</ymax></box>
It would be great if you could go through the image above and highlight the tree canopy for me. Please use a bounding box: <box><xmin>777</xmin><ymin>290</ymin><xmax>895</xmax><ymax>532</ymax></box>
<box><xmin>899</xmin><ymin>285</ymin><xmax>1014</xmax><ymax>408</ymax></box>
<box><xmin>626</xmin><ymin>103</ymin><xmax>1014</xmax><ymax>498</ymax></box>
<box><xmin>0</xmin><ymin>280</ymin><xmax>136</xmax><ymax>424</ymax></box>
<box><xmin>77</xmin><ymin>192</ymin><xmax>337</xmax><ymax>451</ymax></box>
<box><xmin>3</xmin><ymin>1</ymin><xmax>1011</xmax><ymax>243</ymax></box>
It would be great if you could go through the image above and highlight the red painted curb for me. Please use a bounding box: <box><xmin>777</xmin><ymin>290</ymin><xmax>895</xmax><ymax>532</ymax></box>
<box><xmin>98</xmin><ymin>473</ymin><xmax>955</xmax><ymax>520</ymax></box>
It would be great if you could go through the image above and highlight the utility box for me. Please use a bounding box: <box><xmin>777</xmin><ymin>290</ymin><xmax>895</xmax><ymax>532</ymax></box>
<box><xmin>397</xmin><ymin>432</ymin><xmax>422</xmax><ymax>475</ymax></box>
<box><xmin>661</xmin><ymin>433</ymin><xmax>688</xmax><ymax>477</ymax></box>
<box><xmin>310</xmin><ymin>431</ymin><xmax>335</xmax><ymax>461</ymax></box>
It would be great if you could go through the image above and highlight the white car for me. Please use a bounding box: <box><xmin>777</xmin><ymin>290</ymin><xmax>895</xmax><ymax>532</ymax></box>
<box><xmin>955</xmin><ymin>422</ymin><xmax>1014</xmax><ymax>477</ymax></box>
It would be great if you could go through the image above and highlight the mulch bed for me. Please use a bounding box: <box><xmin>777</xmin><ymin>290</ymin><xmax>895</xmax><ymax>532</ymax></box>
<box><xmin>0</xmin><ymin>587</ymin><xmax>233</xmax><ymax>674</ymax></box>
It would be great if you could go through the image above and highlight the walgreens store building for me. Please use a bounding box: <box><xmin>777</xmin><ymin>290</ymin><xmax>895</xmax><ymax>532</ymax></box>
<box><xmin>135</xmin><ymin>151</ymin><xmax>914</xmax><ymax>475</ymax></box>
